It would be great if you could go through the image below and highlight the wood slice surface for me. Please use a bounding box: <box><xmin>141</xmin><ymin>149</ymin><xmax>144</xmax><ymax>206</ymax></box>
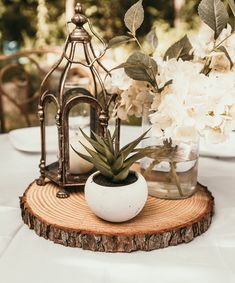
<box><xmin>20</xmin><ymin>181</ymin><xmax>214</xmax><ymax>252</ymax></box>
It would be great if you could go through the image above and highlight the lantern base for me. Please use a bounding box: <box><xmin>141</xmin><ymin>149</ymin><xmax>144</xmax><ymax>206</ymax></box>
<box><xmin>42</xmin><ymin>161</ymin><xmax>96</xmax><ymax>189</ymax></box>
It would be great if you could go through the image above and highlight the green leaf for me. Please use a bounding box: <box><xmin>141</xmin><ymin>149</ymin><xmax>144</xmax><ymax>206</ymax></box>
<box><xmin>79</xmin><ymin>129</ymin><xmax>106</xmax><ymax>156</ymax></box>
<box><xmin>110</xmin><ymin>61</ymin><xmax>148</xmax><ymax>72</ymax></box>
<box><xmin>107</xmin><ymin>36</ymin><xmax>133</xmax><ymax>49</ymax></box>
<box><xmin>123</xmin><ymin>148</ymin><xmax>155</xmax><ymax>169</ymax></box>
<box><xmin>104</xmin><ymin>145</ymin><xmax>115</xmax><ymax>164</ymax></box>
<box><xmin>198</xmin><ymin>0</ymin><xmax>229</xmax><ymax>39</ymax></box>
<box><xmin>78</xmin><ymin>142</ymin><xmax>109</xmax><ymax>169</ymax></box>
<box><xmin>125</xmin><ymin>51</ymin><xmax>158</xmax><ymax>86</ymax></box>
<box><xmin>164</xmin><ymin>35</ymin><xmax>193</xmax><ymax>61</ymax></box>
<box><xmin>71</xmin><ymin>145</ymin><xmax>94</xmax><ymax>164</ymax></box>
<box><xmin>71</xmin><ymin>148</ymin><xmax>107</xmax><ymax>178</ymax></box>
<box><xmin>112</xmin><ymin>127</ymin><xmax>118</xmax><ymax>142</ymax></box>
<box><xmin>124</xmin><ymin>0</ymin><xmax>144</xmax><ymax>36</ymax></box>
<box><xmin>93</xmin><ymin>162</ymin><xmax>113</xmax><ymax>179</ymax></box>
<box><xmin>89</xmin><ymin>130</ymin><xmax>115</xmax><ymax>165</ymax></box>
<box><xmin>145</xmin><ymin>28</ymin><xmax>158</xmax><ymax>53</ymax></box>
<box><xmin>112</xmin><ymin>167</ymin><xmax>130</xmax><ymax>183</ymax></box>
<box><xmin>72</xmin><ymin>145</ymin><xmax>112</xmax><ymax>178</ymax></box>
<box><xmin>106</xmin><ymin>130</ymin><xmax>114</xmax><ymax>153</ymax></box>
<box><xmin>228</xmin><ymin>0</ymin><xmax>235</xmax><ymax>17</ymax></box>
<box><xmin>120</xmin><ymin>129</ymin><xmax>150</xmax><ymax>160</ymax></box>
<box><xmin>216</xmin><ymin>46</ymin><xmax>233</xmax><ymax>69</ymax></box>
<box><xmin>91</xmin><ymin>131</ymin><xmax>111</xmax><ymax>152</ymax></box>
<box><xmin>112</xmin><ymin>152</ymin><xmax>124</xmax><ymax>173</ymax></box>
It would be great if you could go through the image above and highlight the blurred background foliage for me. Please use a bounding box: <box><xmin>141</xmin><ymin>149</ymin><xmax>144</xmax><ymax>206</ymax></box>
<box><xmin>0</xmin><ymin>0</ymin><xmax>201</xmax><ymax>52</ymax></box>
<box><xmin>0</xmin><ymin>0</ymin><xmax>202</xmax><ymax>131</ymax></box>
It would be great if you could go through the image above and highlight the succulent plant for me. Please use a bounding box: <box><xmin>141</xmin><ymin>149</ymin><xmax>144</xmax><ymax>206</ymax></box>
<box><xmin>72</xmin><ymin>128</ymin><xmax>153</xmax><ymax>184</ymax></box>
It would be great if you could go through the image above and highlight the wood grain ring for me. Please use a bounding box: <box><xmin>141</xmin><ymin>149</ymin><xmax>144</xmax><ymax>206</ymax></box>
<box><xmin>20</xmin><ymin>181</ymin><xmax>214</xmax><ymax>252</ymax></box>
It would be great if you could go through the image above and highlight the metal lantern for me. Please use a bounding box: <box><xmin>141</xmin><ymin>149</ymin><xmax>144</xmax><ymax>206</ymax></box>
<box><xmin>36</xmin><ymin>2</ymin><xmax>118</xmax><ymax>198</ymax></box>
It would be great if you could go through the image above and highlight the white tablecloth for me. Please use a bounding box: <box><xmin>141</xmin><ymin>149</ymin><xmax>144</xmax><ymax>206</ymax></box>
<box><xmin>0</xmin><ymin>133</ymin><xmax>235</xmax><ymax>283</ymax></box>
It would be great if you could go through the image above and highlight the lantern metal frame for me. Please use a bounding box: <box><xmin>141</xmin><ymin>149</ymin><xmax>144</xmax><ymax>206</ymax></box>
<box><xmin>36</xmin><ymin>3</ymin><xmax>120</xmax><ymax>198</ymax></box>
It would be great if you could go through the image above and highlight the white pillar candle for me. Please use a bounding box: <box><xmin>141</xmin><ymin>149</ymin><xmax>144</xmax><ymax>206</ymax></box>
<box><xmin>69</xmin><ymin>135</ymin><xmax>94</xmax><ymax>174</ymax></box>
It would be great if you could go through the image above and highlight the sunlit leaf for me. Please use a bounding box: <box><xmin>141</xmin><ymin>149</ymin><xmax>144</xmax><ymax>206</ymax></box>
<box><xmin>107</xmin><ymin>35</ymin><xmax>133</xmax><ymax>49</ymax></box>
<box><xmin>198</xmin><ymin>0</ymin><xmax>229</xmax><ymax>39</ymax></box>
<box><xmin>164</xmin><ymin>35</ymin><xmax>193</xmax><ymax>61</ymax></box>
<box><xmin>145</xmin><ymin>28</ymin><xmax>158</xmax><ymax>53</ymax></box>
<box><xmin>125</xmin><ymin>51</ymin><xmax>158</xmax><ymax>86</ymax></box>
<box><xmin>124</xmin><ymin>0</ymin><xmax>144</xmax><ymax>36</ymax></box>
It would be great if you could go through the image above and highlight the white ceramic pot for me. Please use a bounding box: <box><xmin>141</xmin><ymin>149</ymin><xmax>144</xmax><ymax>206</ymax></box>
<box><xmin>84</xmin><ymin>171</ymin><xmax>148</xmax><ymax>223</ymax></box>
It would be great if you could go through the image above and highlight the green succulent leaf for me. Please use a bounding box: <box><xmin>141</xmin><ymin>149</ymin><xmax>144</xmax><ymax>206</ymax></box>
<box><xmin>104</xmin><ymin>145</ymin><xmax>115</xmax><ymax>165</ymax></box>
<box><xmin>112</xmin><ymin>167</ymin><xmax>130</xmax><ymax>183</ymax></box>
<box><xmin>79</xmin><ymin>129</ymin><xmax>106</xmax><ymax>156</ymax></box>
<box><xmin>164</xmin><ymin>35</ymin><xmax>193</xmax><ymax>61</ymax></box>
<box><xmin>95</xmin><ymin>164</ymin><xmax>113</xmax><ymax>179</ymax></box>
<box><xmin>121</xmin><ymin>129</ymin><xmax>150</xmax><ymax>160</ymax></box>
<box><xmin>198</xmin><ymin>0</ymin><xmax>229</xmax><ymax>39</ymax></box>
<box><xmin>73</xmin><ymin>128</ymin><xmax>153</xmax><ymax>184</ymax></box>
<box><xmin>111</xmin><ymin>127</ymin><xmax>119</xmax><ymax>142</ymax></box>
<box><xmin>107</xmin><ymin>35</ymin><xmax>134</xmax><ymax>49</ymax></box>
<box><xmin>112</xmin><ymin>152</ymin><xmax>124</xmax><ymax>173</ymax></box>
<box><xmin>91</xmin><ymin>130</ymin><xmax>114</xmax><ymax>156</ymax></box>
<box><xmin>78</xmin><ymin>142</ymin><xmax>110</xmax><ymax>170</ymax></box>
<box><xmin>124</xmin><ymin>0</ymin><xmax>144</xmax><ymax>36</ymax></box>
<box><xmin>123</xmin><ymin>148</ymin><xmax>155</xmax><ymax>169</ymax></box>
<box><xmin>91</xmin><ymin>131</ymin><xmax>107</xmax><ymax>147</ymax></box>
<box><xmin>71</xmin><ymin>145</ymin><xmax>112</xmax><ymax>179</ymax></box>
<box><xmin>106</xmin><ymin>130</ymin><xmax>114</xmax><ymax>154</ymax></box>
<box><xmin>71</xmin><ymin>145</ymin><xmax>94</xmax><ymax>164</ymax></box>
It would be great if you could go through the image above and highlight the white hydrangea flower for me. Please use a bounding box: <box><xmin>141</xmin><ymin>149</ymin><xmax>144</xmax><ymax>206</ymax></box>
<box><xmin>116</xmin><ymin>81</ymin><xmax>153</xmax><ymax>120</ymax></box>
<box><xmin>192</xmin><ymin>24</ymin><xmax>235</xmax><ymax>73</ymax></box>
<box><xmin>191</xmin><ymin>24</ymin><xmax>214</xmax><ymax>59</ymax></box>
<box><xmin>105</xmin><ymin>68</ymin><xmax>132</xmax><ymax>94</ymax></box>
<box><xmin>113</xmin><ymin>47</ymin><xmax>235</xmax><ymax>145</ymax></box>
<box><xmin>149</xmin><ymin>59</ymin><xmax>235</xmax><ymax>145</ymax></box>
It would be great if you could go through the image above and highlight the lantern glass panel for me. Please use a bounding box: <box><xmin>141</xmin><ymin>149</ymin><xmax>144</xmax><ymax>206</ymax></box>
<box><xmin>44</xmin><ymin>101</ymin><xmax>58</xmax><ymax>166</ymax></box>
<box><xmin>68</xmin><ymin>103</ymin><xmax>94</xmax><ymax>176</ymax></box>
<box><xmin>68</xmin><ymin>103</ymin><xmax>90</xmax><ymax>135</ymax></box>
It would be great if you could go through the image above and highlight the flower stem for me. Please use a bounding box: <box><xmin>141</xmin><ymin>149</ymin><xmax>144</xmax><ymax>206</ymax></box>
<box><xmin>170</xmin><ymin>161</ymin><xmax>184</xmax><ymax>197</ymax></box>
<box><xmin>133</xmin><ymin>35</ymin><xmax>144</xmax><ymax>51</ymax></box>
<box><xmin>143</xmin><ymin>159</ymin><xmax>160</xmax><ymax>177</ymax></box>
<box><xmin>213</xmin><ymin>32</ymin><xmax>235</xmax><ymax>51</ymax></box>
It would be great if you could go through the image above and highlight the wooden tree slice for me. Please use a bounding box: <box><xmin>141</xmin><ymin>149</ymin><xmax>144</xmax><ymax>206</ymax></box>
<box><xmin>20</xmin><ymin>181</ymin><xmax>214</xmax><ymax>252</ymax></box>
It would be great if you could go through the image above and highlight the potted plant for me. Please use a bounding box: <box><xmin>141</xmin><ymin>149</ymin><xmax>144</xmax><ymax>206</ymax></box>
<box><xmin>72</xmin><ymin>129</ymin><xmax>153</xmax><ymax>222</ymax></box>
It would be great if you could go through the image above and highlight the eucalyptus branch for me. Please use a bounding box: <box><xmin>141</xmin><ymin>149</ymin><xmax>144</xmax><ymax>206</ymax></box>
<box><xmin>143</xmin><ymin>159</ymin><xmax>160</xmax><ymax>177</ymax></box>
<box><xmin>133</xmin><ymin>35</ymin><xmax>143</xmax><ymax>50</ymax></box>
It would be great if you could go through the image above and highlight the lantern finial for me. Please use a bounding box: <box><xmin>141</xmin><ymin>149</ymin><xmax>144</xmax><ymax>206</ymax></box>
<box><xmin>71</xmin><ymin>2</ymin><xmax>87</xmax><ymax>27</ymax></box>
<box><xmin>75</xmin><ymin>2</ymin><xmax>82</xmax><ymax>13</ymax></box>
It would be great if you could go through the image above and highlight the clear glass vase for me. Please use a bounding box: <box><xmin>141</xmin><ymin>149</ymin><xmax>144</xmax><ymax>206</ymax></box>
<box><xmin>140</xmin><ymin>105</ymin><xmax>199</xmax><ymax>200</ymax></box>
